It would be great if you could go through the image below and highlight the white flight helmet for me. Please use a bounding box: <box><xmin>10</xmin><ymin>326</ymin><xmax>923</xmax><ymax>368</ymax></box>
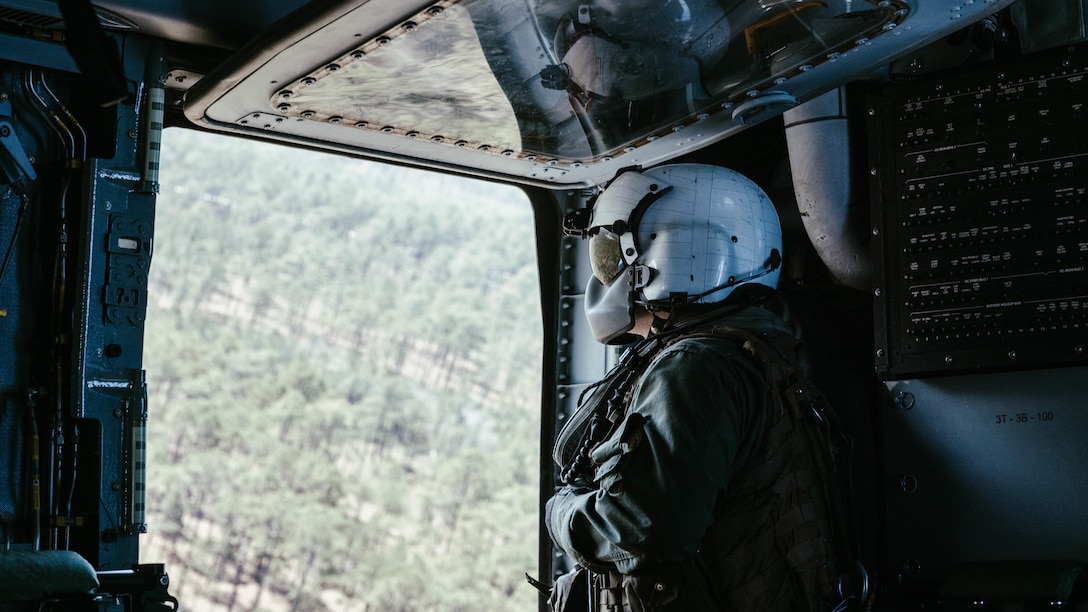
<box><xmin>575</xmin><ymin>163</ymin><xmax>783</xmax><ymax>344</ymax></box>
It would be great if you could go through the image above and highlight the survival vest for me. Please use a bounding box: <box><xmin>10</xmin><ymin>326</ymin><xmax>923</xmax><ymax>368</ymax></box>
<box><xmin>684</xmin><ymin>324</ymin><xmax>855</xmax><ymax>612</ymax></box>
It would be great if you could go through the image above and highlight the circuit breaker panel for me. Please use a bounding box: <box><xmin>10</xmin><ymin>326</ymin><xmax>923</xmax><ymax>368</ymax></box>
<box><xmin>869</xmin><ymin>42</ymin><xmax>1088</xmax><ymax>379</ymax></box>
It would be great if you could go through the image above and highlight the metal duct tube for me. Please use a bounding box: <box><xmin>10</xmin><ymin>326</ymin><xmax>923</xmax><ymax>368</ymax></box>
<box><xmin>783</xmin><ymin>87</ymin><xmax>871</xmax><ymax>291</ymax></box>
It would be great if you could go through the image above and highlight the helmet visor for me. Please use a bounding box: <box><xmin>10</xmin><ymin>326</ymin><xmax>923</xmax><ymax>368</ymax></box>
<box><xmin>589</xmin><ymin>229</ymin><xmax>626</xmax><ymax>285</ymax></box>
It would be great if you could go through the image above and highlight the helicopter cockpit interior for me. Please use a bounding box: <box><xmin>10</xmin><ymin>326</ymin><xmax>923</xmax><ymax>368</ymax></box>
<box><xmin>2</xmin><ymin>0</ymin><xmax>1087</xmax><ymax>610</ymax></box>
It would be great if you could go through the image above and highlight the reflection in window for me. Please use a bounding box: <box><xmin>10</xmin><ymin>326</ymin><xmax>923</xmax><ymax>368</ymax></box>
<box><xmin>275</xmin><ymin>0</ymin><xmax>905</xmax><ymax>162</ymax></box>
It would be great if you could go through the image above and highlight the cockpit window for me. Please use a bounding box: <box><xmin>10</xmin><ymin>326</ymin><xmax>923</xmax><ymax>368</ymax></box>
<box><xmin>273</xmin><ymin>0</ymin><xmax>906</xmax><ymax>163</ymax></box>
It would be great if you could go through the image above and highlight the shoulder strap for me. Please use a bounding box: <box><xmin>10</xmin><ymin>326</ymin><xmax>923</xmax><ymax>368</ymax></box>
<box><xmin>554</xmin><ymin>338</ymin><xmax>665</xmax><ymax>485</ymax></box>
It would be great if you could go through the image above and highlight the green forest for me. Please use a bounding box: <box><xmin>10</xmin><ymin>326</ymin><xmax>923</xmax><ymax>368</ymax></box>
<box><xmin>142</xmin><ymin>129</ymin><xmax>543</xmax><ymax>611</ymax></box>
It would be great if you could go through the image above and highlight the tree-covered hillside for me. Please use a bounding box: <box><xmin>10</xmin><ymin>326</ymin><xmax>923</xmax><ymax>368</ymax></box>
<box><xmin>143</xmin><ymin>129</ymin><xmax>543</xmax><ymax>611</ymax></box>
